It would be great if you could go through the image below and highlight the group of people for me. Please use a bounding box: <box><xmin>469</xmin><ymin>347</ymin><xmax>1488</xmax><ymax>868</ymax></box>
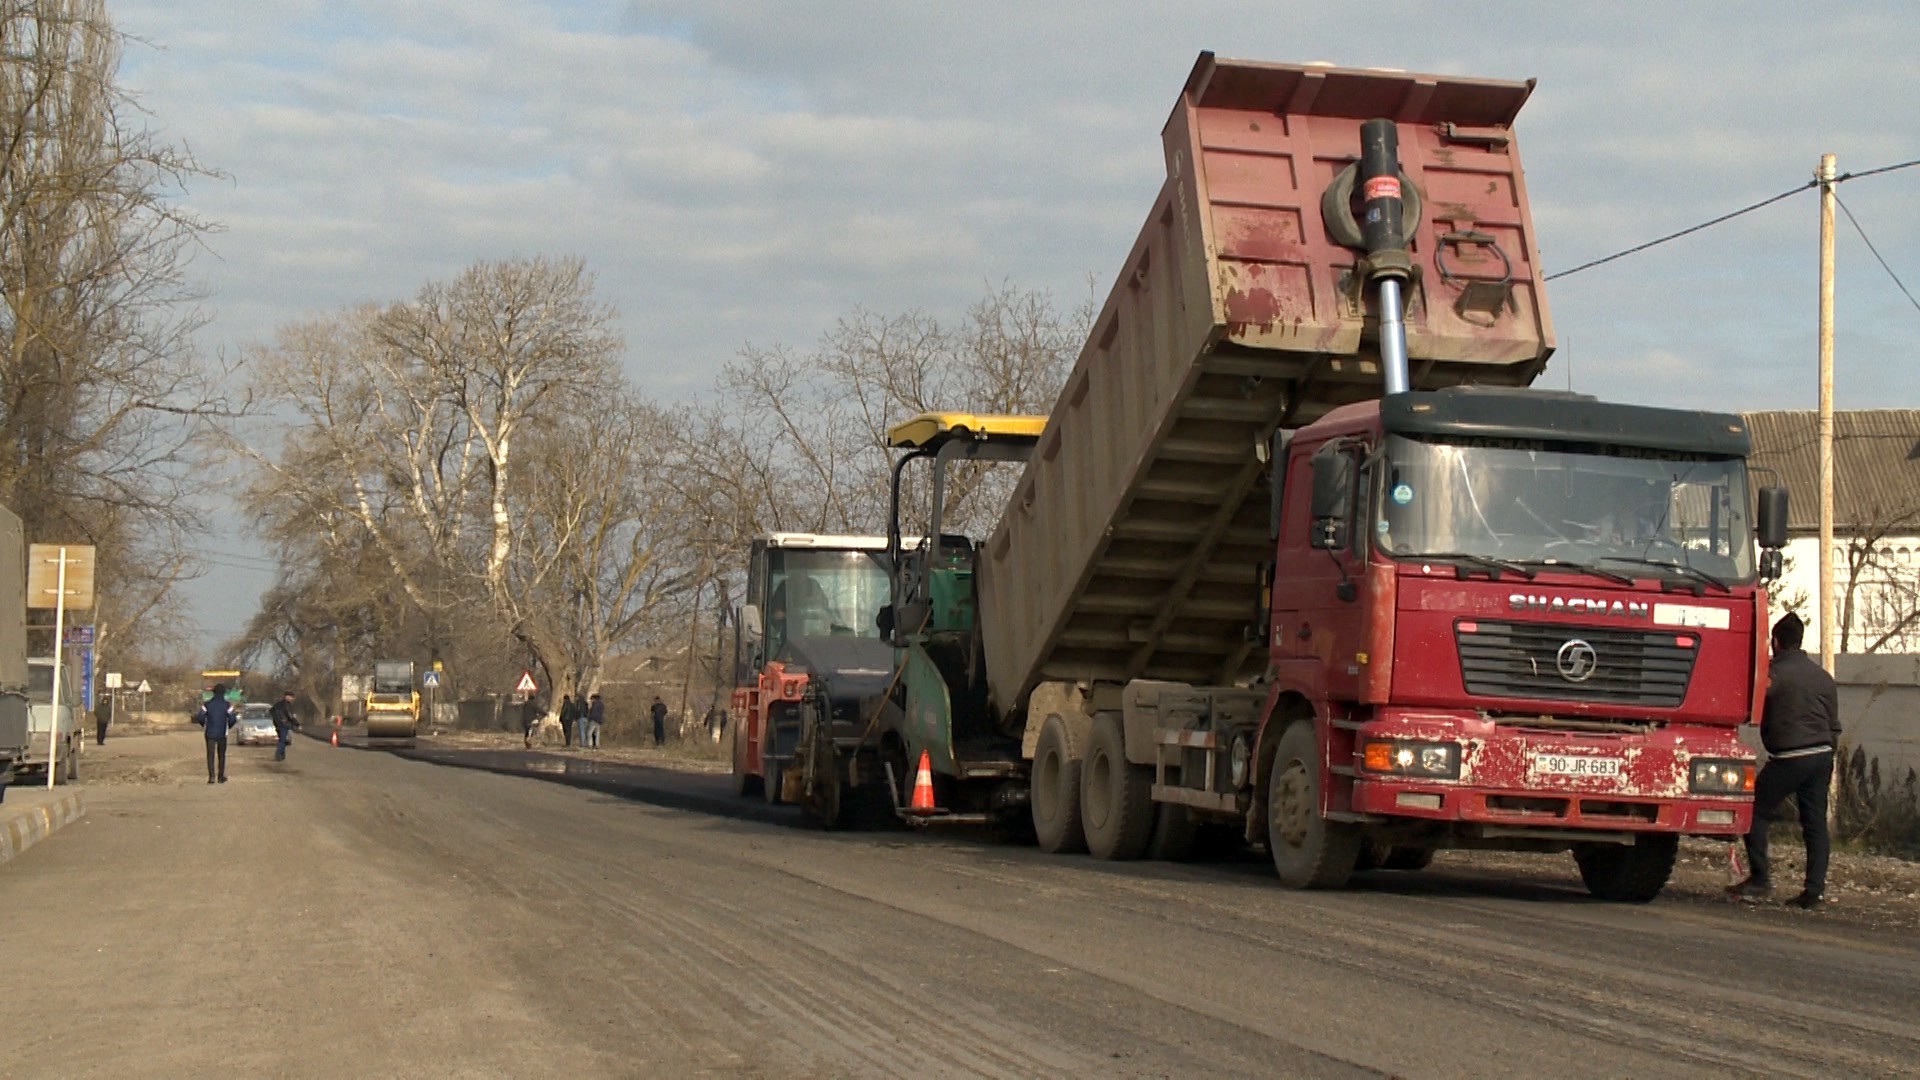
<box><xmin>522</xmin><ymin>692</ymin><xmax>675</xmax><ymax>749</ymax></box>
<box><xmin>193</xmin><ymin>685</ymin><xmax>302</xmax><ymax>784</ymax></box>
<box><xmin>554</xmin><ymin>693</ymin><xmax>606</xmax><ymax>749</ymax></box>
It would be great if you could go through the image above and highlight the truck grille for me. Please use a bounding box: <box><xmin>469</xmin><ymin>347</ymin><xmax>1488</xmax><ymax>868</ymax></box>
<box><xmin>1456</xmin><ymin>621</ymin><xmax>1697</xmax><ymax>708</ymax></box>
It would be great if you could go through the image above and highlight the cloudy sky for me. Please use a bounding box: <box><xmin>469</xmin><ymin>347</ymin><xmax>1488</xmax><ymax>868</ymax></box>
<box><xmin>109</xmin><ymin>0</ymin><xmax>1919</xmax><ymax>642</ymax></box>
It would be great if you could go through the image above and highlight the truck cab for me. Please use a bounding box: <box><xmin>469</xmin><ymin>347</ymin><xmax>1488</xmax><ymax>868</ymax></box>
<box><xmin>20</xmin><ymin>654</ymin><xmax>83</xmax><ymax>784</ymax></box>
<box><xmin>730</xmin><ymin>533</ymin><xmax>897</xmax><ymax>817</ymax></box>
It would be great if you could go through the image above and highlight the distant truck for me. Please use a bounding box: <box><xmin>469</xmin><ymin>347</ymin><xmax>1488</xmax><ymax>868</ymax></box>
<box><xmin>788</xmin><ymin>54</ymin><xmax>1785</xmax><ymax>902</ymax></box>
<box><xmin>365</xmin><ymin>660</ymin><xmax>420</xmax><ymax>742</ymax></box>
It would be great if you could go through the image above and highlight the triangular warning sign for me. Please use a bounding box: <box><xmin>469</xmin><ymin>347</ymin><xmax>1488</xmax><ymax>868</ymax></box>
<box><xmin>515</xmin><ymin>670</ymin><xmax>538</xmax><ymax>694</ymax></box>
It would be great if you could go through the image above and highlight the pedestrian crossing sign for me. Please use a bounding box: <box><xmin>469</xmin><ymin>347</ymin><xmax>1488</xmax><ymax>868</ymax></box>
<box><xmin>515</xmin><ymin>670</ymin><xmax>538</xmax><ymax>694</ymax></box>
<box><xmin>421</xmin><ymin>671</ymin><xmax>441</xmax><ymax>689</ymax></box>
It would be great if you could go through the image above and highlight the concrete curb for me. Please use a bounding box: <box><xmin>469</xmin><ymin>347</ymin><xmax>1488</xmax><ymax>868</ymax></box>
<box><xmin>0</xmin><ymin>789</ymin><xmax>87</xmax><ymax>866</ymax></box>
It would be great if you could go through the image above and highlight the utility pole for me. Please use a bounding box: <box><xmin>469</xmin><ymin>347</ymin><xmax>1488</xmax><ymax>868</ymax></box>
<box><xmin>1816</xmin><ymin>153</ymin><xmax>1837</xmax><ymax>673</ymax></box>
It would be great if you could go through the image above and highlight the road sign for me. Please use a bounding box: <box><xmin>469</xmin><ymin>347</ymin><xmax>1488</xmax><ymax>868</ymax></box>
<box><xmin>27</xmin><ymin>544</ymin><xmax>95</xmax><ymax>610</ymax></box>
<box><xmin>63</xmin><ymin>625</ymin><xmax>94</xmax><ymax>646</ymax></box>
<box><xmin>105</xmin><ymin>672</ymin><xmax>122</xmax><ymax>689</ymax></box>
<box><xmin>421</xmin><ymin>671</ymin><xmax>441</xmax><ymax>689</ymax></box>
<box><xmin>137</xmin><ymin>679</ymin><xmax>152</xmax><ymax>693</ymax></box>
<box><xmin>514</xmin><ymin>670</ymin><xmax>538</xmax><ymax>694</ymax></box>
<box><xmin>80</xmin><ymin>648</ymin><xmax>93</xmax><ymax>710</ymax></box>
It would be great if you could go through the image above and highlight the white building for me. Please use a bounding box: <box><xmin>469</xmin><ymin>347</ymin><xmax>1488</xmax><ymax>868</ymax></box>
<box><xmin>1744</xmin><ymin>410</ymin><xmax>1920</xmax><ymax>655</ymax></box>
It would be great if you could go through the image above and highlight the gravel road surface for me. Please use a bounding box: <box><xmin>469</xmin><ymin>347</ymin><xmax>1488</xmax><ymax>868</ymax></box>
<box><xmin>5</xmin><ymin>731</ymin><xmax>1916</xmax><ymax>1078</ymax></box>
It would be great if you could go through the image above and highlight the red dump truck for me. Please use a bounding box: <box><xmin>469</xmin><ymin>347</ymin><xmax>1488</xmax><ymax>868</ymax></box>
<box><xmin>798</xmin><ymin>53</ymin><xmax>1789</xmax><ymax>901</ymax></box>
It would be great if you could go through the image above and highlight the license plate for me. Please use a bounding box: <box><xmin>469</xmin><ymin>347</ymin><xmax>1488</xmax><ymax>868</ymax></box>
<box><xmin>1531</xmin><ymin>753</ymin><xmax>1623</xmax><ymax>778</ymax></box>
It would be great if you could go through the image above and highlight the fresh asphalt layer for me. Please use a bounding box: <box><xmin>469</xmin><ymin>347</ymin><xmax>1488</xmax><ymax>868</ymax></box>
<box><xmin>6</xmin><ymin>729</ymin><xmax>1917</xmax><ymax>1078</ymax></box>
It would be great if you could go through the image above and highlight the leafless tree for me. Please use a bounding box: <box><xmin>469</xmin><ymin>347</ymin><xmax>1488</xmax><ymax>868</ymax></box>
<box><xmin>0</xmin><ymin>0</ymin><xmax>228</xmax><ymax>663</ymax></box>
<box><xmin>1838</xmin><ymin>499</ymin><xmax>1920</xmax><ymax>653</ymax></box>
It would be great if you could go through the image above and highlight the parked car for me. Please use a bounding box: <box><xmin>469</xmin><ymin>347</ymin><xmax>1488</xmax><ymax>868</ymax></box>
<box><xmin>18</xmin><ymin>656</ymin><xmax>82</xmax><ymax>784</ymax></box>
<box><xmin>233</xmin><ymin>704</ymin><xmax>277</xmax><ymax>746</ymax></box>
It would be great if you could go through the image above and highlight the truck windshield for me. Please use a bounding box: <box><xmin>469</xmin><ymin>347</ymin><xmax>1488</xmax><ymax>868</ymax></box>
<box><xmin>767</xmin><ymin>549</ymin><xmax>892</xmax><ymax>655</ymax></box>
<box><xmin>1374</xmin><ymin>434</ymin><xmax>1755</xmax><ymax>582</ymax></box>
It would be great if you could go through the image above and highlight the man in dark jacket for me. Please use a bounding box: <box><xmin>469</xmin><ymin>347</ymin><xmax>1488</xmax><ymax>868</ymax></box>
<box><xmin>650</xmin><ymin>696</ymin><xmax>668</xmax><ymax>747</ymax></box>
<box><xmin>1731</xmin><ymin>613</ymin><xmax>1841</xmax><ymax>908</ymax></box>
<box><xmin>558</xmin><ymin>694</ymin><xmax>580</xmax><ymax>749</ymax></box>
<box><xmin>586</xmin><ymin>693</ymin><xmax>605</xmax><ymax>749</ymax></box>
<box><xmin>270</xmin><ymin>691</ymin><xmax>301</xmax><ymax>762</ymax></box>
<box><xmin>200</xmin><ymin>685</ymin><xmax>236</xmax><ymax>784</ymax></box>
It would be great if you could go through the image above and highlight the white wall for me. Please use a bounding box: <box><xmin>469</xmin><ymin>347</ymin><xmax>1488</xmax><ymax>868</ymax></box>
<box><xmin>1834</xmin><ymin>655</ymin><xmax>1920</xmax><ymax>832</ymax></box>
<box><xmin>1773</xmin><ymin>534</ymin><xmax>1920</xmax><ymax>654</ymax></box>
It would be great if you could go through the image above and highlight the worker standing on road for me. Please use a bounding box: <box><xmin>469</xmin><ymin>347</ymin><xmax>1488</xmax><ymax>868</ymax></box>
<box><xmin>1730</xmin><ymin>613</ymin><xmax>1841</xmax><ymax>910</ymax></box>
<box><xmin>199</xmin><ymin>684</ymin><xmax>236</xmax><ymax>784</ymax></box>
<box><xmin>587</xmin><ymin>693</ymin><xmax>604</xmax><ymax>749</ymax></box>
<box><xmin>270</xmin><ymin>691</ymin><xmax>301</xmax><ymax>762</ymax></box>
<box><xmin>650</xmin><ymin>696</ymin><xmax>668</xmax><ymax>747</ymax></box>
<box><xmin>522</xmin><ymin>693</ymin><xmax>544</xmax><ymax>749</ymax></box>
<box><xmin>559</xmin><ymin>694</ymin><xmax>582</xmax><ymax>750</ymax></box>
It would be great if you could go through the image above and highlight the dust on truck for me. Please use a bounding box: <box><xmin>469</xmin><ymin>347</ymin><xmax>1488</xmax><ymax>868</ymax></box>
<box><xmin>866</xmin><ymin>53</ymin><xmax>1787</xmax><ymax>900</ymax></box>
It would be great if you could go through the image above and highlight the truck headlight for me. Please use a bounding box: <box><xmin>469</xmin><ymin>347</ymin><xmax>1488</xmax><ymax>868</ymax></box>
<box><xmin>1361</xmin><ymin>739</ymin><xmax>1460</xmax><ymax>780</ymax></box>
<box><xmin>1228</xmin><ymin>732</ymin><xmax>1252</xmax><ymax>789</ymax></box>
<box><xmin>1689</xmin><ymin>758</ymin><xmax>1755</xmax><ymax>795</ymax></box>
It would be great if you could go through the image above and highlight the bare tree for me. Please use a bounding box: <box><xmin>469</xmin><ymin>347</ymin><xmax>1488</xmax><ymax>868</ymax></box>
<box><xmin>0</xmin><ymin>0</ymin><xmax>227</xmax><ymax>660</ymax></box>
<box><xmin>1838</xmin><ymin>498</ymin><xmax>1920</xmax><ymax>654</ymax></box>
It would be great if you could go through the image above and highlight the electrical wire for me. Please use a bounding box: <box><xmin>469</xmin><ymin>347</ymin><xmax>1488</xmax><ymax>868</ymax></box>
<box><xmin>1543</xmin><ymin>158</ymin><xmax>1920</xmax><ymax>283</ymax></box>
<box><xmin>1834</xmin><ymin>193</ymin><xmax>1920</xmax><ymax>317</ymax></box>
<box><xmin>1836</xmin><ymin>158</ymin><xmax>1920</xmax><ymax>184</ymax></box>
<box><xmin>1545</xmin><ymin>182</ymin><xmax>1815</xmax><ymax>281</ymax></box>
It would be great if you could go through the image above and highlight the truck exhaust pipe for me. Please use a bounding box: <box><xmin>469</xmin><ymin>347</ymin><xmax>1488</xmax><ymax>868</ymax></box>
<box><xmin>1357</xmin><ymin>118</ymin><xmax>1411</xmax><ymax>395</ymax></box>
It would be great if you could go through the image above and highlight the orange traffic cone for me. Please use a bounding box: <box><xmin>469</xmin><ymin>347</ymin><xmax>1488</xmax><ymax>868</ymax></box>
<box><xmin>909</xmin><ymin>750</ymin><xmax>936</xmax><ymax>815</ymax></box>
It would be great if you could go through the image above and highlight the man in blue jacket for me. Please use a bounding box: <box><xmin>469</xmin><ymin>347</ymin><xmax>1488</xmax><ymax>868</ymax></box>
<box><xmin>198</xmin><ymin>684</ymin><xmax>236</xmax><ymax>784</ymax></box>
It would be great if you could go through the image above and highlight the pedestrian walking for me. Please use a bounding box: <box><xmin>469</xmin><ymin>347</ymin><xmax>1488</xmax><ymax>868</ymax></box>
<box><xmin>1729</xmin><ymin>613</ymin><xmax>1841</xmax><ymax>909</ymax></box>
<box><xmin>522</xmin><ymin>693</ymin><xmax>544</xmax><ymax>749</ymax></box>
<box><xmin>650</xmin><ymin>696</ymin><xmax>668</xmax><ymax>747</ymax></box>
<box><xmin>198</xmin><ymin>684</ymin><xmax>236</xmax><ymax>784</ymax></box>
<box><xmin>587</xmin><ymin>693</ymin><xmax>605</xmax><ymax>749</ymax></box>
<box><xmin>559</xmin><ymin>694</ymin><xmax>582</xmax><ymax>749</ymax></box>
<box><xmin>270</xmin><ymin>691</ymin><xmax>301</xmax><ymax>762</ymax></box>
<box><xmin>96</xmin><ymin>697</ymin><xmax>109</xmax><ymax>745</ymax></box>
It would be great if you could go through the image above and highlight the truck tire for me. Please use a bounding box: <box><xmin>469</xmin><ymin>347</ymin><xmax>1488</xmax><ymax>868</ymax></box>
<box><xmin>64</xmin><ymin>745</ymin><xmax>78</xmax><ymax>783</ymax></box>
<box><xmin>1030</xmin><ymin>716</ymin><xmax>1086</xmax><ymax>854</ymax></box>
<box><xmin>1146</xmin><ymin>803</ymin><xmax>1199</xmax><ymax>862</ymax></box>
<box><xmin>1081</xmin><ymin>713</ymin><xmax>1153</xmax><ymax>861</ymax></box>
<box><xmin>1266</xmin><ymin>722</ymin><xmax>1362</xmax><ymax>889</ymax></box>
<box><xmin>1573</xmin><ymin>835</ymin><xmax>1677</xmax><ymax>903</ymax></box>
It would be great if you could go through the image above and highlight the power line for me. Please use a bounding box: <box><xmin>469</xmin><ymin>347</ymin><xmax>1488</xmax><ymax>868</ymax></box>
<box><xmin>1545</xmin><ymin>181</ymin><xmax>1814</xmax><ymax>281</ymax></box>
<box><xmin>1543</xmin><ymin>158</ymin><xmax>1920</xmax><ymax>283</ymax></box>
<box><xmin>1834</xmin><ymin>192</ymin><xmax>1920</xmax><ymax>317</ymax></box>
<box><xmin>1836</xmin><ymin>158</ymin><xmax>1920</xmax><ymax>183</ymax></box>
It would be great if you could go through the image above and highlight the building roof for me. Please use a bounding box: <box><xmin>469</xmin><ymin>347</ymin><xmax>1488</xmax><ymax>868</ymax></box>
<box><xmin>1742</xmin><ymin>410</ymin><xmax>1920</xmax><ymax>533</ymax></box>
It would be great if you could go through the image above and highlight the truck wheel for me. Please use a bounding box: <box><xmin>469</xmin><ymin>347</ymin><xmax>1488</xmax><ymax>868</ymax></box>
<box><xmin>65</xmin><ymin>747</ymin><xmax>78</xmax><ymax>783</ymax></box>
<box><xmin>1266</xmin><ymin>722</ymin><xmax>1361</xmax><ymax>889</ymax></box>
<box><xmin>1030</xmin><ymin>716</ymin><xmax>1086</xmax><ymax>854</ymax></box>
<box><xmin>1081</xmin><ymin>714</ymin><xmax>1153</xmax><ymax>861</ymax></box>
<box><xmin>1573</xmin><ymin>835</ymin><xmax>1677</xmax><ymax>903</ymax></box>
<box><xmin>1146</xmin><ymin>803</ymin><xmax>1199</xmax><ymax>862</ymax></box>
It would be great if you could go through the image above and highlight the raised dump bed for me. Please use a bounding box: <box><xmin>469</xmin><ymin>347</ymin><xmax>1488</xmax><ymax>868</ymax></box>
<box><xmin>978</xmin><ymin>53</ymin><xmax>1555</xmax><ymax>723</ymax></box>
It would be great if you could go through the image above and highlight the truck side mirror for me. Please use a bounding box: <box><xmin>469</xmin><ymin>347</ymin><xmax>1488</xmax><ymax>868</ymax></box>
<box><xmin>741</xmin><ymin>604</ymin><xmax>763</xmax><ymax>638</ymax></box>
<box><xmin>1309</xmin><ymin>449</ymin><xmax>1354</xmax><ymax>550</ymax></box>
<box><xmin>1755</xmin><ymin>486</ymin><xmax>1788</xmax><ymax>550</ymax></box>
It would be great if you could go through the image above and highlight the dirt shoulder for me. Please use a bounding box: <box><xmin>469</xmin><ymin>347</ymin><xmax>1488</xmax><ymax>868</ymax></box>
<box><xmin>419</xmin><ymin>726</ymin><xmax>731</xmax><ymax>774</ymax></box>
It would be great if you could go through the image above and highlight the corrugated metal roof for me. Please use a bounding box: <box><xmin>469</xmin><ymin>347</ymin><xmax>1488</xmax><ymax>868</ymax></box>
<box><xmin>1741</xmin><ymin>410</ymin><xmax>1920</xmax><ymax>532</ymax></box>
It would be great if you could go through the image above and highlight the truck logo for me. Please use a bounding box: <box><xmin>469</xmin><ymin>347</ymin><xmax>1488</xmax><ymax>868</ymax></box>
<box><xmin>1556</xmin><ymin>639</ymin><xmax>1599</xmax><ymax>682</ymax></box>
<box><xmin>1508</xmin><ymin>594</ymin><xmax>1651</xmax><ymax>619</ymax></box>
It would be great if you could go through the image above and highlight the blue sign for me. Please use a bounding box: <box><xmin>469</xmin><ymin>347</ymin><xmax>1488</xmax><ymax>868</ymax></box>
<box><xmin>80</xmin><ymin>648</ymin><xmax>93</xmax><ymax>711</ymax></box>
<box><xmin>421</xmin><ymin>671</ymin><xmax>441</xmax><ymax>689</ymax></box>
<box><xmin>63</xmin><ymin>625</ymin><xmax>94</xmax><ymax>646</ymax></box>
